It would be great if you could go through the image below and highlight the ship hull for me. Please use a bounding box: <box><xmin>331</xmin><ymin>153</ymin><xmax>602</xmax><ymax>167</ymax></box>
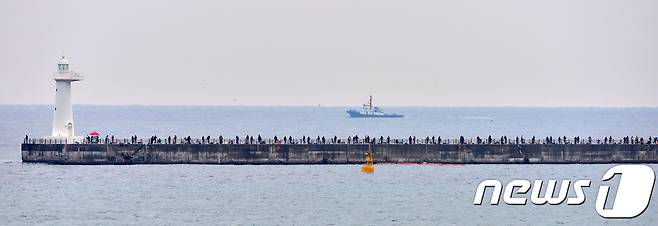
<box><xmin>346</xmin><ymin>110</ymin><xmax>403</xmax><ymax>118</ymax></box>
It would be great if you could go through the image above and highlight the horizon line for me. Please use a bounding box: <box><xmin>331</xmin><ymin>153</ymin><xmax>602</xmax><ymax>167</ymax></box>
<box><xmin>2</xmin><ymin>104</ymin><xmax>658</xmax><ymax>108</ymax></box>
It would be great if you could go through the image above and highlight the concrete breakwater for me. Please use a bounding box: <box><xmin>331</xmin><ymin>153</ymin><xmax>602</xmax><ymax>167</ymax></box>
<box><xmin>21</xmin><ymin>143</ymin><xmax>658</xmax><ymax>164</ymax></box>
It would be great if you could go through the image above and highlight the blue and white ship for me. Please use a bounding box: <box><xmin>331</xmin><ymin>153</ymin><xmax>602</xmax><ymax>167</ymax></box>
<box><xmin>346</xmin><ymin>96</ymin><xmax>403</xmax><ymax>118</ymax></box>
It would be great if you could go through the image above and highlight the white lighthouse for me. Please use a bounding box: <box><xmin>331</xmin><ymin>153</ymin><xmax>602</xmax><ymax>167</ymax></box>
<box><xmin>51</xmin><ymin>56</ymin><xmax>83</xmax><ymax>139</ymax></box>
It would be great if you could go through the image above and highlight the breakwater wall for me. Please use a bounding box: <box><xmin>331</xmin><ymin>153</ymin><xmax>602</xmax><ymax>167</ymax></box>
<box><xmin>21</xmin><ymin>143</ymin><xmax>658</xmax><ymax>164</ymax></box>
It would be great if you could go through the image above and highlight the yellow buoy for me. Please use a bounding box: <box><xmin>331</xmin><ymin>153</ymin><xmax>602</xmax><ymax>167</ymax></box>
<box><xmin>361</xmin><ymin>145</ymin><xmax>375</xmax><ymax>173</ymax></box>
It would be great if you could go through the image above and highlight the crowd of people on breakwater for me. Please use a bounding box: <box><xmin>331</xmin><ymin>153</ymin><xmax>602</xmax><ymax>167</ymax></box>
<box><xmin>24</xmin><ymin>134</ymin><xmax>658</xmax><ymax>145</ymax></box>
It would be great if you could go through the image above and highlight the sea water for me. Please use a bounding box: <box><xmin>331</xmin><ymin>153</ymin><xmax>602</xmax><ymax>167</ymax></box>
<box><xmin>1</xmin><ymin>106</ymin><xmax>657</xmax><ymax>225</ymax></box>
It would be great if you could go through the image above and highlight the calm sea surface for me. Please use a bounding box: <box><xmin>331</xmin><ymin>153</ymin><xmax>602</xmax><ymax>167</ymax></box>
<box><xmin>1</xmin><ymin>106</ymin><xmax>657</xmax><ymax>225</ymax></box>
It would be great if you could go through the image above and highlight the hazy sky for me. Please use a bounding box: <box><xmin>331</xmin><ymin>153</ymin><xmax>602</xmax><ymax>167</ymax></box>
<box><xmin>1</xmin><ymin>0</ymin><xmax>657</xmax><ymax>106</ymax></box>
